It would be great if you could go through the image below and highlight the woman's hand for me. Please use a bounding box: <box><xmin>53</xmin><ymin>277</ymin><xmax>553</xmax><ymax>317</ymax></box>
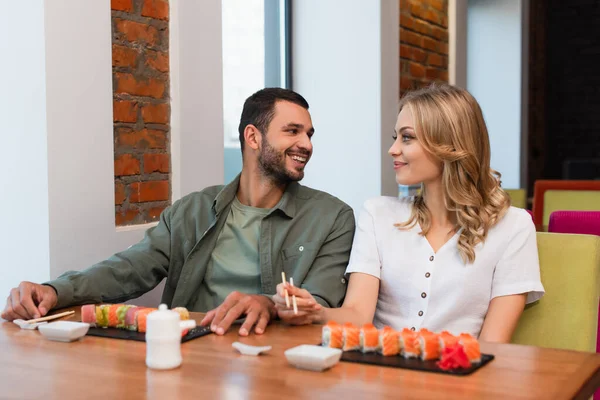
<box><xmin>272</xmin><ymin>282</ymin><xmax>324</xmax><ymax>325</ymax></box>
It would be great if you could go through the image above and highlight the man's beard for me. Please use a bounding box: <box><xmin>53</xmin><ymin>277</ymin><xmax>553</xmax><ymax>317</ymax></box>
<box><xmin>258</xmin><ymin>136</ymin><xmax>306</xmax><ymax>185</ymax></box>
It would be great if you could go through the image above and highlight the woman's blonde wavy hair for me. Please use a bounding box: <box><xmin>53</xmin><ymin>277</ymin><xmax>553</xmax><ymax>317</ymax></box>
<box><xmin>394</xmin><ymin>84</ymin><xmax>510</xmax><ymax>264</ymax></box>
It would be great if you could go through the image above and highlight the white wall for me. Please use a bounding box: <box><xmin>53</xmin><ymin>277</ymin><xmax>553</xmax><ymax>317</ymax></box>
<box><xmin>0</xmin><ymin>0</ymin><xmax>51</xmax><ymax>298</ymax></box>
<box><xmin>0</xmin><ymin>0</ymin><xmax>224</xmax><ymax>307</ymax></box>
<box><xmin>467</xmin><ymin>0</ymin><xmax>523</xmax><ymax>189</ymax></box>
<box><xmin>293</xmin><ymin>0</ymin><xmax>399</xmax><ymax>214</ymax></box>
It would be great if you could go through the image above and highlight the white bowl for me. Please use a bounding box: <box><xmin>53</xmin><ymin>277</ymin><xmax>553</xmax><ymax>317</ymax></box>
<box><xmin>38</xmin><ymin>321</ymin><xmax>90</xmax><ymax>342</ymax></box>
<box><xmin>284</xmin><ymin>345</ymin><xmax>342</xmax><ymax>372</ymax></box>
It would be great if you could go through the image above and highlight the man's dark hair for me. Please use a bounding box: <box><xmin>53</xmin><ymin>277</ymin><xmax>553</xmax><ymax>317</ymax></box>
<box><xmin>238</xmin><ymin>88</ymin><xmax>309</xmax><ymax>152</ymax></box>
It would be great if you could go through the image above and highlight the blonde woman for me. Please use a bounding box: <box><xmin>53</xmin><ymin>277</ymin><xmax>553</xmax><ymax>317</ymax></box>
<box><xmin>273</xmin><ymin>84</ymin><xmax>544</xmax><ymax>343</ymax></box>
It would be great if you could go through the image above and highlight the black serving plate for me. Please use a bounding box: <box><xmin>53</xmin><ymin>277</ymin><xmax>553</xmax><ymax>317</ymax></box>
<box><xmin>338</xmin><ymin>350</ymin><xmax>494</xmax><ymax>376</ymax></box>
<box><xmin>86</xmin><ymin>325</ymin><xmax>212</xmax><ymax>343</ymax></box>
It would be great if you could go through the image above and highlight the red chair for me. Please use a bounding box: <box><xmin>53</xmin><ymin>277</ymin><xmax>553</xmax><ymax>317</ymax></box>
<box><xmin>548</xmin><ymin>210</ymin><xmax>600</xmax><ymax>400</ymax></box>
<box><xmin>532</xmin><ymin>180</ymin><xmax>600</xmax><ymax>231</ymax></box>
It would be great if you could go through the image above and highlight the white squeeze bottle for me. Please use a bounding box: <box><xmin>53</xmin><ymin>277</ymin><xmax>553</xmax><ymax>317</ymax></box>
<box><xmin>145</xmin><ymin>304</ymin><xmax>196</xmax><ymax>370</ymax></box>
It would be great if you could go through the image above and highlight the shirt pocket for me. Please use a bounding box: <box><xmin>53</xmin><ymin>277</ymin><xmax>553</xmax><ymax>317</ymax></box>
<box><xmin>281</xmin><ymin>242</ymin><xmax>320</xmax><ymax>280</ymax></box>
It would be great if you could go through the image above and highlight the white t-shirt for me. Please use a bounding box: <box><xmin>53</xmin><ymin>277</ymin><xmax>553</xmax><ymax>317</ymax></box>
<box><xmin>345</xmin><ymin>196</ymin><xmax>545</xmax><ymax>338</ymax></box>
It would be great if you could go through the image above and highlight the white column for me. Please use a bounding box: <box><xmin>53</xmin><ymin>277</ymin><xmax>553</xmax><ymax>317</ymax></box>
<box><xmin>292</xmin><ymin>0</ymin><xmax>399</xmax><ymax>214</ymax></box>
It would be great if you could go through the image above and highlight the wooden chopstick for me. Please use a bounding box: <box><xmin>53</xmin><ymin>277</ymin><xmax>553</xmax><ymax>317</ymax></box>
<box><xmin>281</xmin><ymin>271</ymin><xmax>290</xmax><ymax>308</ymax></box>
<box><xmin>290</xmin><ymin>278</ymin><xmax>298</xmax><ymax>315</ymax></box>
<box><xmin>24</xmin><ymin>310</ymin><xmax>75</xmax><ymax>324</ymax></box>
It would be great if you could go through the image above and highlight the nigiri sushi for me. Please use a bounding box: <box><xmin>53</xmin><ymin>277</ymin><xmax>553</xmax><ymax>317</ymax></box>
<box><xmin>359</xmin><ymin>324</ymin><xmax>380</xmax><ymax>353</ymax></box>
<box><xmin>418</xmin><ymin>329</ymin><xmax>440</xmax><ymax>361</ymax></box>
<box><xmin>399</xmin><ymin>328</ymin><xmax>420</xmax><ymax>358</ymax></box>
<box><xmin>459</xmin><ymin>333</ymin><xmax>481</xmax><ymax>363</ymax></box>
<box><xmin>322</xmin><ymin>321</ymin><xmax>343</xmax><ymax>349</ymax></box>
<box><xmin>342</xmin><ymin>323</ymin><xmax>360</xmax><ymax>351</ymax></box>
<box><xmin>379</xmin><ymin>326</ymin><xmax>400</xmax><ymax>356</ymax></box>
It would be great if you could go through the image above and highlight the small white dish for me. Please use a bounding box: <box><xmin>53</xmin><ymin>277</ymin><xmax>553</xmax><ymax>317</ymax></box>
<box><xmin>284</xmin><ymin>345</ymin><xmax>342</xmax><ymax>372</ymax></box>
<box><xmin>38</xmin><ymin>321</ymin><xmax>90</xmax><ymax>342</ymax></box>
<box><xmin>13</xmin><ymin>320</ymin><xmax>48</xmax><ymax>330</ymax></box>
<box><xmin>232</xmin><ymin>342</ymin><xmax>272</xmax><ymax>356</ymax></box>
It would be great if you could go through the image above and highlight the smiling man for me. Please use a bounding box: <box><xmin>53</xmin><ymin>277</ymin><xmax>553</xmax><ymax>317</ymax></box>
<box><xmin>2</xmin><ymin>88</ymin><xmax>355</xmax><ymax>337</ymax></box>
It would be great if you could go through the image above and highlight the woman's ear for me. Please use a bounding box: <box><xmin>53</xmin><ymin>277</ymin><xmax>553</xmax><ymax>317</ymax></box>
<box><xmin>244</xmin><ymin>124</ymin><xmax>261</xmax><ymax>151</ymax></box>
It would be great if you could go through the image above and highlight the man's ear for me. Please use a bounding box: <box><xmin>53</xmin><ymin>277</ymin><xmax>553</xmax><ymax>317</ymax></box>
<box><xmin>244</xmin><ymin>124</ymin><xmax>262</xmax><ymax>150</ymax></box>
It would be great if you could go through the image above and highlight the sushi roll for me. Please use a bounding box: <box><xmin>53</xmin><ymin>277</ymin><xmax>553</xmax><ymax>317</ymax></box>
<box><xmin>125</xmin><ymin>306</ymin><xmax>140</xmax><ymax>331</ymax></box>
<box><xmin>378</xmin><ymin>326</ymin><xmax>400</xmax><ymax>356</ymax></box>
<box><xmin>399</xmin><ymin>328</ymin><xmax>420</xmax><ymax>358</ymax></box>
<box><xmin>136</xmin><ymin>308</ymin><xmax>158</xmax><ymax>333</ymax></box>
<box><xmin>418</xmin><ymin>329</ymin><xmax>440</xmax><ymax>361</ymax></box>
<box><xmin>95</xmin><ymin>304</ymin><xmax>111</xmax><ymax>328</ymax></box>
<box><xmin>439</xmin><ymin>330</ymin><xmax>459</xmax><ymax>351</ymax></box>
<box><xmin>359</xmin><ymin>324</ymin><xmax>380</xmax><ymax>353</ymax></box>
<box><xmin>172</xmin><ymin>307</ymin><xmax>190</xmax><ymax>321</ymax></box>
<box><xmin>459</xmin><ymin>333</ymin><xmax>481</xmax><ymax>363</ymax></box>
<box><xmin>81</xmin><ymin>304</ymin><xmax>97</xmax><ymax>326</ymax></box>
<box><xmin>115</xmin><ymin>305</ymin><xmax>134</xmax><ymax>328</ymax></box>
<box><xmin>107</xmin><ymin>304</ymin><xmax>126</xmax><ymax>328</ymax></box>
<box><xmin>322</xmin><ymin>321</ymin><xmax>343</xmax><ymax>349</ymax></box>
<box><xmin>342</xmin><ymin>323</ymin><xmax>360</xmax><ymax>351</ymax></box>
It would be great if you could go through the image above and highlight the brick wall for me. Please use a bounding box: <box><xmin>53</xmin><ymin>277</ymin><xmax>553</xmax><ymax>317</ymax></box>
<box><xmin>112</xmin><ymin>0</ymin><xmax>170</xmax><ymax>226</ymax></box>
<box><xmin>399</xmin><ymin>0</ymin><xmax>449</xmax><ymax>94</ymax></box>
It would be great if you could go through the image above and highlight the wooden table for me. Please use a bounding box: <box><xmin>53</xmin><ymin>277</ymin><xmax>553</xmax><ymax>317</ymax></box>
<box><xmin>1</xmin><ymin>309</ymin><xmax>599</xmax><ymax>399</ymax></box>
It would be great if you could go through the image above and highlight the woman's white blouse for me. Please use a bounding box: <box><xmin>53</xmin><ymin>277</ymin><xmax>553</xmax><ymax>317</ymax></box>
<box><xmin>345</xmin><ymin>197</ymin><xmax>545</xmax><ymax>338</ymax></box>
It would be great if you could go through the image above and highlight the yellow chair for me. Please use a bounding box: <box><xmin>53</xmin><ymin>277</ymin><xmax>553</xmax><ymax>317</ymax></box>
<box><xmin>512</xmin><ymin>232</ymin><xmax>600</xmax><ymax>352</ymax></box>
<box><xmin>542</xmin><ymin>190</ymin><xmax>600</xmax><ymax>231</ymax></box>
<box><xmin>505</xmin><ymin>188</ymin><xmax>527</xmax><ymax>209</ymax></box>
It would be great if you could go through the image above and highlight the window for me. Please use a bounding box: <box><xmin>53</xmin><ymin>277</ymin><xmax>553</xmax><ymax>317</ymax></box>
<box><xmin>221</xmin><ymin>0</ymin><xmax>291</xmax><ymax>147</ymax></box>
<box><xmin>221</xmin><ymin>0</ymin><xmax>291</xmax><ymax>181</ymax></box>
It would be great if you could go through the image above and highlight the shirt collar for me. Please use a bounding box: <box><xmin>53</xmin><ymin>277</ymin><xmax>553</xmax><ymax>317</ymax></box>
<box><xmin>213</xmin><ymin>173</ymin><xmax>299</xmax><ymax>219</ymax></box>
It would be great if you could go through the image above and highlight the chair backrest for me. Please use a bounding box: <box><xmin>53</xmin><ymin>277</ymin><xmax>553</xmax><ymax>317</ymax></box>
<box><xmin>504</xmin><ymin>188</ymin><xmax>527</xmax><ymax>209</ymax></box>
<box><xmin>532</xmin><ymin>180</ymin><xmax>600</xmax><ymax>230</ymax></box>
<box><xmin>542</xmin><ymin>190</ymin><xmax>600</xmax><ymax>231</ymax></box>
<box><xmin>512</xmin><ymin>232</ymin><xmax>600</xmax><ymax>352</ymax></box>
<box><xmin>549</xmin><ymin>211</ymin><xmax>600</xmax><ymax>236</ymax></box>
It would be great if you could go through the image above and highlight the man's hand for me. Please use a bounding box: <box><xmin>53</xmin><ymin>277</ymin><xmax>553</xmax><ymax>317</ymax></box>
<box><xmin>199</xmin><ymin>291</ymin><xmax>276</xmax><ymax>336</ymax></box>
<box><xmin>1</xmin><ymin>282</ymin><xmax>58</xmax><ymax>321</ymax></box>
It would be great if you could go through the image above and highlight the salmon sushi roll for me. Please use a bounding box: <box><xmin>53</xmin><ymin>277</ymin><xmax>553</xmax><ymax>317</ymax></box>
<box><xmin>124</xmin><ymin>306</ymin><xmax>140</xmax><ymax>331</ymax></box>
<box><xmin>439</xmin><ymin>330</ymin><xmax>459</xmax><ymax>351</ymax></box>
<box><xmin>137</xmin><ymin>308</ymin><xmax>157</xmax><ymax>333</ymax></box>
<box><xmin>399</xmin><ymin>328</ymin><xmax>420</xmax><ymax>358</ymax></box>
<box><xmin>459</xmin><ymin>333</ymin><xmax>481</xmax><ymax>363</ymax></box>
<box><xmin>418</xmin><ymin>329</ymin><xmax>440</xmax><ymax>361</ymax></box>
<box><xmin>342</xmin><ymin>323</ymin><xmax>360</xmax><ymax>351</ymax></box>
<box><xmin>81</xmin><ymin>304</ymin><xmax>96</xmax><ymax>326</ymax></box>
<box><xmin>379</xmin><ymin>326</ymin><xmax>400</xmax><ymax>356</ymax></box>
<box><xmin>107</xmin><ymin>304</ymin><xmax>125</xmax><ymax>328</ymax></box>
<box><xmin>359</xmin><ymin>324</ymin><xmax>380</xmax><ymax>353</ymax></box>
<box><xmin>322</xmin><ymin>321</ymin><xmax>343</xmax><ymax>349</ymax></box>
<box><xmin>96</xmin><ymin>304</ymin><xmax>110</xmax><ymax>328</ymax></box>
<box><xmin>172</xmin><ymin>307</ymin><xmax>190</xmax><ymax>320</ymax></box>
